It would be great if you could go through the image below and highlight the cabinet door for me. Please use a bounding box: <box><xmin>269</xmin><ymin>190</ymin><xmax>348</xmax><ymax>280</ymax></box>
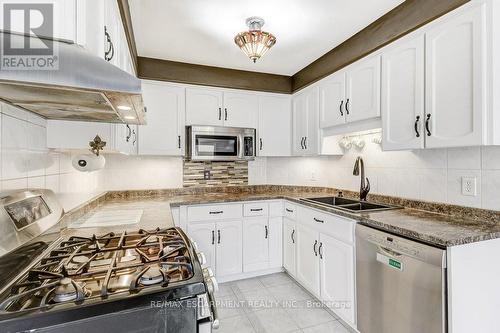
<box><xmin>187</xmin><ymin>222</ymin><xmax>216</xmax><ymax>271</ymax></box>
<box><xmin>292</xmin><ymin>88</ymin><xmax>319</xmax><ymax>156</ymax></box>
<box><xmin>139</xmin><ymin>82</ymin><xmax>185</xmax><ymax>155</ymax></box>
<box><xmin>76</xmin><ymin>0</ymin><xmax>105</xmax><ymax>58</ymax></box>
<box><xmin>258</xmin><ymin>95</ymin><xmax>291</xmax><ymax>156</ymax></box>
<box><xmin>268</xmin><ymin>217</ymin><xmax>283</xmax><ymax>269</ymax></box>
<box><xmin>320</xmin><ymin>233</ymin><xmax>355</xmax><ymax>325</ymax></box>
<box><xmin>292</xmin><ymin>93</ymin><xmax>306</xmax><ymax>155</ymax></box>
<box><xmin>283</xmin><ymin>218</ymin><xmax>296</xmax><ymax>276</ymax></box>
<box><xmin>103</xmin><ymin>0</ymin><xmax>120</xmax><ymax>67</ymax></box>
<box><xmin>216</xmin><ymin>220</ymin><xmax>243</xmax><ymax>277</ymax></box>
<box><xmin>186</xmin><ymin>88</ymin><xmax>223</xmax><ymax>126</ymax></box>
<box><xmin>425</xmin><ymin>4</ymin><xmax>485</xmax><ymax>148</ymax></box>
<box><xmin>296</xmin><ymin>224</ymin><xmax>320</xmax><ymax>296</ymax></box>
<box><xmin>319</xmin><ymin>71</ymin><xmax>346</xmax><ymax>128</ymax></box>
<box><xmin>223</xmin><ymin>92</ymin><xmax>258</xmax><ymax>128</ymax></box>
<box><xmin>243</xmin><ymin>217</ymin><xmax>269</xmax><ymax>272</ymax></box>
<box><xmin>382</xmin><ymin>33</ymin><xmax>425</xmax><ymax>151</ymax></box>
<box><xmin>346</xmin><ymin>55</ymin><xmax>381</xmax><ymax>123</ymax></box>
<box><xmin>115</xmin><ymin>124</ymin><xmax>136</xmax><ymax>155</ymax></box>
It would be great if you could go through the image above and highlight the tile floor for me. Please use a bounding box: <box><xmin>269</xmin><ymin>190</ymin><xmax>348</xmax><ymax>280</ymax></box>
<box><xmin>214</xmin><ymin>273</ymin><xmax>352</xmax><ymax>333</ymax></box>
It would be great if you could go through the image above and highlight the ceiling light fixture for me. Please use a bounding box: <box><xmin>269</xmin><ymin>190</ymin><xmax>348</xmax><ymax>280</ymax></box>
<box><xmin>234</xmin><ymin>17</ymin><xmax>276</xmax><ymax>63</ymax></box>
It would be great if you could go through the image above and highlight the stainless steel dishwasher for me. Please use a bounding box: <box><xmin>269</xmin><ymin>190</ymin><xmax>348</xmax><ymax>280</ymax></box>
<box><xmin>356</xmin><ymin>224</ymin><xmax>447</xmax><ymax>333</ymax></box>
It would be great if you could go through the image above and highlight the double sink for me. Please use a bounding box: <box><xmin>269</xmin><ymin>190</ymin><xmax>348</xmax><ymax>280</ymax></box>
<box><xmin>301</xmin><ymin>196</ymin><xmax>400</xmax><ymax>213</ymax></box>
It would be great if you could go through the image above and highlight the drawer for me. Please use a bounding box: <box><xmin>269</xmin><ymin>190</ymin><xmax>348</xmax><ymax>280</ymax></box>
<box><xmin>244</xmin><ymin>202</ymin><xmax>269</xmax><ymax>217</ymax></box>
<box><xmin>284</xmin><ymin>201</ymin><xmax>297</xmax><ymax>220</ymax></box>
<box><xmin>188</xmin><ymin>204</ymin><xmax>242</xmax><ymax>222</ymax></box>
<box><xmin>298</xmin><ymin>206</ymin><xmax>355</xmax><ymax>244</ymax></box>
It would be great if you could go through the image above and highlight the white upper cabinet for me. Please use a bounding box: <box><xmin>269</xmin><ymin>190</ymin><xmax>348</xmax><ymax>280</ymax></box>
<box><xmin>319</xmin><ymin>71</ymin><xmax>347</xmax><ymax>128</ymax></box>
<box><xmin>382</xmin><ymin>33</ymin><xmax>425</xmax><ymax>151</ymax></box>
<box><xmin>292</xmin><ymin>87</ymin><xmax>319</xmax><ymax>156</ymax></box>
<box><xmin>185</xmin><ymin>88</ymin><xmax>224</xmax><ymax>126</ymax></box>
<box><xmin>115</xmin><ymin>124</ymin><xmax>137</xmax><ymax>155</ymax></box>
<box><xmin>186</xmin><ymin>88</ymin><xmax>259</xmax><ymax>128</ymax></box>
<box><xmin>223</xmin><ymin>92</ymin><xmax>259</xmax><ymax>128</ymax></box>
<box><xmin>346</xmin><ymin>54</ymin><xmax>381</xmax><ymax>123</ymax></box>
<box><xmin>258</xmin><ymin>95</ymin><xmax>291</xmax><ymax>156</ymax></box>
<box><xmin>425</xmin><ymin>3</ymin><xmax>485</xmax><ymax>148</ymax></box>
<box><xmin>139</xmin><ymin>81</ymin><xmax>185</xmax><ymax>156</ymax></box>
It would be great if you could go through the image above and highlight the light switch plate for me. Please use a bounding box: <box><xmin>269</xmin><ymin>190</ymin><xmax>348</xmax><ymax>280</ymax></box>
<box><xmin>462</xmin><ymin>176</ymin><xmax>477</xmax><ymax>196</ymax></box>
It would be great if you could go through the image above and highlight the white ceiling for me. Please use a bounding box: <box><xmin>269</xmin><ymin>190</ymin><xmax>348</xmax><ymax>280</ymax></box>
<box><xmin>129</xmin><ymin>0</ymin><xmax>404</xmax><ymax>76</ymax></box>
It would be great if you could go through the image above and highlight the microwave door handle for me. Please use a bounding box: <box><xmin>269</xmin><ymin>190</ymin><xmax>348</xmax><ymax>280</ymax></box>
<box><xmin>238</xmin><ymin>134</ymin><xmax>244</xmax><ymax>159</ymax></box>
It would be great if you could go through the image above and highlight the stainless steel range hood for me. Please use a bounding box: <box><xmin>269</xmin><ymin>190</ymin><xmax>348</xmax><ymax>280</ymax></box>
<box><xmin>0</xmin><ymin>31</ymin><xmax>146</xmax><ymax>125</ymax></box>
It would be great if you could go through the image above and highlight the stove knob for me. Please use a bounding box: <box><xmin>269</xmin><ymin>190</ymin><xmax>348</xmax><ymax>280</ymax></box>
<box><xmin>205</xmin><ymin>276</ymin><xmax>219</xmax><ymax>294</ymax></box>
<box><xmin>196</xmin><ymin>251</ymin><xmax>206</xmax><ymax>265</ymax></box>
<box><xmin>202</xmin><ymin>267</ymin><xmax>214</xmax><ymax>279</ymax></box>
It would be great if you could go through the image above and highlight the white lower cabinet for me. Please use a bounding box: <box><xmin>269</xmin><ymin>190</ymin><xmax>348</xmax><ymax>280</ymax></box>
<box><xmin>296</xmin><ymin>224</ymin><xmax>321</xmax><ymax>296</ymax></box>
<box><xmin>243</xmin><ymin>217</ymin><xmax>269</xmax><ymax>272</ymax></box>
<box><xmin>294</xmin><ymin>203</ymin><xmax>357</xmax><ymax>327</ymax></box>
<box><xmin>319</xmin><ymin>233</ymin><xmax>356</xmax><ymax>325</ymax></box>
<box><xmin>283</xmin><ymin>217</ymin><xmax>296</xmax><ymax>276</ymax></box>
<box><xmin>187</xmin><ymin>219</ymin><xmax>243</xmax><ymax>278</ymax></box>
<box><xmin>268</xmin><ymin>217</ymin><xmax>283</xmax><ymax>268</ymax></box>
<box><xmin>216</xmin><ymin>220</ymin><xmax>243</xmax><ymax>277</ymax></box>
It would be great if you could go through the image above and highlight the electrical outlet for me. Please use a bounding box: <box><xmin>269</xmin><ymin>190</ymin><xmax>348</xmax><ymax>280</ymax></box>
<box><xmin>310</xmin><ymin>171</ymin><xmax>317</xmax><ymax>181</ymax></box>
<box><xmin>461</xmin><ymin>176</ymin><xmax>477</xmax><ymax>196</ymax></box>
<box><xmin>204</xmin><ymin>170</ymin><xmax>211</xmax><ymax>180</ymax></box>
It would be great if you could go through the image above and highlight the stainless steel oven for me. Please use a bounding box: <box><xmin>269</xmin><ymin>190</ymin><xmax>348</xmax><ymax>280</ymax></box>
<box><xmin>186</xmin><ymin>125</ymin><xmax>256</xmax><ymax>161</ymax></box>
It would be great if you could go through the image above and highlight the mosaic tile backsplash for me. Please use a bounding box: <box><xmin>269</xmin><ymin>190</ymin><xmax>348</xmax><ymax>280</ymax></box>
<box><xmin>183</xmin><ymin>159</ymin><xmax>248</xmax><ymax>187</ymax></box>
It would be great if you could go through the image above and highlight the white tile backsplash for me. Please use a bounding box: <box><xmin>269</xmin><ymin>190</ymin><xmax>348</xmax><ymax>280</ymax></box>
<box><xmin>265</xmin><ymin>133</ymin><xmax>500</xmax><ymax>211</ymax></box>
<box><xmin>0</xmin><ymin>103</ymin><xmax>103</xmax><ymax>212</ymax></box>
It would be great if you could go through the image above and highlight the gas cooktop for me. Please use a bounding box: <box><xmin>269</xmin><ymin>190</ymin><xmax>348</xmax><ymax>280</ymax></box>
<box><xmin>0</xmin><ymin>227</ymin><xmax>194</xmax><ymax>313</ymax></box>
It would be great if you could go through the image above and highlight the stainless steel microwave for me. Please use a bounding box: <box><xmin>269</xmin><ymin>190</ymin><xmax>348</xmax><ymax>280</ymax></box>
<box><xmin>186</xmin><ymin>125</ymin><xmax>256</xmax><ymax>161</ymax></box>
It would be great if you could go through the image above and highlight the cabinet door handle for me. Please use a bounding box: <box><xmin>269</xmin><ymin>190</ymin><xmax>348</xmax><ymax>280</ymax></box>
<box><xmin>414</xmin><ymin>116</ymin><xmax>421</xmax><ymax>138</ymax></box>
<box><xmin>218</xmin><ymin>108</ymin><xmax>222</xmax><ymax>120</ymax></box>
<box><xmin>212</xmin><ymin>230</ymin><xmax>215</xmax><ymax>245</ymax></box>
<box><xmin>285</xmin><ymin>208</ymin><xmax>293</xmax><ymax>213</ymax></box>
<box><xmin>178</xmin><ymin>135</ymin><xmax>181</xmax><ymax>149</ymax></box>
<box><xmin>224</xmin><ymin>108</ymin><xmax>228</xmax><ymax>121</ymax></box>
<box><xmin>209</xmin><ymin>211</ymin><xmax>223</xmax><ymax>215</ymax></box>
<box><xmin>319</xmin><ymin>242</ymin><xmax>323</xmax><ymax>259</ymax></box>
<box><xmin>313</xmin><ymin>217</ymin><xmax>324</xmax><ymax>223</ymax></box>
<box><xmin>313</xmin><ymin>240</ymin><xmax>318</xmax><ymax>256</ymax></box>
<box><xmin>104</xmin><ymin>26</ymin><xmax>114</xmax><ymax>61</ymax></box>
<box><xmin>425</xmin><ymin>114</ymin><xmax>432</xmax><ymax>136</ymax></box>
<box><xmin>265</xmin><ymin>225</ymin><xmax>268</xmax><ymax>239</ymax></box>
<box><xmin>217</xmin><ymin>230</ymin><xmax>221</xmax><ymax>244</ymax></box>
<box><xmin>132</xmin><ymin>130</ymin><xmax>137</xmax><ymax>146</ymax></box>
<box><xmin>259</xmin><ymin>138</ymin><xmax>263</xmax><ymax>151</ymax></box>
<box><xmin>126</xmin><ymin>124</ymin><xmax>131</xmax><ymax>142</ymax></box>
<box><xmin>339</xmin><ymin>100</ymin><xmax>344</xmax><ymax>116</ymax></box>
<box><xmin>291</xmin><ymin>230</ymin><xmax>295</xmax><ymax>244</ymax></box>
<box><xmin>250</xmin><ymin>208</ymin><xmax>263</xmax><ymax>212</ymax></box>
<box><xmin>345</xmin><ymin>98</ymin><xmax>350</xmax><ymax>115</ymax></box>
<box><xmin>304</xmin><ymin>137</ymin><xmax>307</xmax><ymax>150</ymax></box>
<box><xmin>300</xmin><ymin>137</ymin><xmax>304</xmax><ymax>149</ymax></box>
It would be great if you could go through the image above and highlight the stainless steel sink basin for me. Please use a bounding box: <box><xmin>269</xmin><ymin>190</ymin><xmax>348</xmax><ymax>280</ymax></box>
<box><xmin>300</xmin><ymin>196</ymin><xmax>400</xmax><ymax>213</ymax></box>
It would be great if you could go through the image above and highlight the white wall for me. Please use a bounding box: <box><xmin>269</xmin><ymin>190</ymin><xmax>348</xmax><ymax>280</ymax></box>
<box><xmin>0</xmin><ymin>103</ymin><xmax>102</xmax><ymax>212</ymax></box>
<box><xmin>265</xmin><ymin>132</ymin><xmax>500</xmax><ymax>211</ymax></box>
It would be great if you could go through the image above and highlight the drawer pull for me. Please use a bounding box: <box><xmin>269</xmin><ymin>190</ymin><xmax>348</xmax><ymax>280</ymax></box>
<box><xmin>250</xmin><ymin>208</ymin><xmax>263</xmax><ymax>212</ymax></box>
<box><xmin>265</xmin><ymin>225</ymin><xmax>268</xmax><ymax>239</ymax></box>
<box><xmin>314</xmin><ymin>217</ymin><xmax>324</xmax><ymax>223</ymax></box>
<box><xmin>209</xmin><ymin>211</ymin><xmax>223</xmax><ymax>215</ymax></box>
<box><xmin>285</xmin><ymin>208</ymin><xmax>294</xmax><ymax>213</ymax></box>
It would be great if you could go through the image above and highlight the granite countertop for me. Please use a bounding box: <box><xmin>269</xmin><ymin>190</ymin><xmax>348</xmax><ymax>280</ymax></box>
<box><xmin>63</xmin><ymin>189</ymin><xmax>500</xmax><ymax>248</ymax></box>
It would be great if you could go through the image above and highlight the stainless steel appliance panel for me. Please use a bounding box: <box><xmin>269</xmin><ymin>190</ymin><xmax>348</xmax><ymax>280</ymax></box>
<box><xmin>186</xmin><ymin>125</ymin><xmax>255</xmax><ymax>161</ymax></box>
<box><xmin>356</xmin><ymin>224</ymin><xmax>446</xmax><ymax>333</ymax></box>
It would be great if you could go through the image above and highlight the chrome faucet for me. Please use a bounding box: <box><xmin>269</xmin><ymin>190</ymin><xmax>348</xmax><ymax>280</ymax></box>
<box><xmin>353</xmin><ymin>156</ymin><xmax>370</xmax><ymax>201</ymax></box>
